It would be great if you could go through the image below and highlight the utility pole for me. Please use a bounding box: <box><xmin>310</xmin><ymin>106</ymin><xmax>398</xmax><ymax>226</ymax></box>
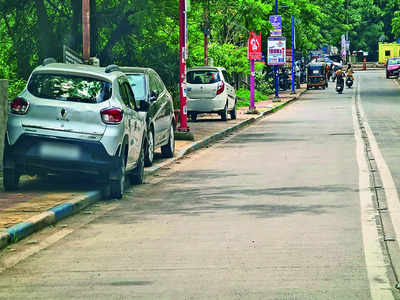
<box><xmin>291</xmin><ymin>15</ymin><xmax>295</xmax><ymax>94</ymax></box>
<box><xmin>203</xmin><ymin>2</ymin><xmax>208</xmax><ymax>65</ymax></box>
<box><xmin>82</xmin><ymin>0</ymin><xmax>90</xmax><ymax>61</ymax></box>
<box><xmin>178</xmin><ymin>0</ymin><xmax>189</xmax><ymax>132</ymax></box>
<box><xmin>346</xmin><ymin>0</ymin><xmax>349</xmax><ymax>63</ymax></box>
<box><xmin>273</xmin><ymin>0</ymin><xmax>280</xmax><ymax>101</ymax></box>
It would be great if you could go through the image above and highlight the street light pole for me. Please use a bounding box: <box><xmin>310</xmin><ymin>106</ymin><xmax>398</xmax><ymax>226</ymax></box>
<box><xmin>178</xmin><ymin>0</ymin><xmax>189</xmax><ymax>132</ymax></box>
<box><xmin>291</xmin><ymin>15</ymin><xmax>295</xmax><ymax>94</ymax></box>
<box><xmin>273</xmin><ymin>0</ymin><xmax>280</xmax><ymax>101</ymax></box>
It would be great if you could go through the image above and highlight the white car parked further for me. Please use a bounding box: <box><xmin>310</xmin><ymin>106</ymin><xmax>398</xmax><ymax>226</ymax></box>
<box><xmin>186</xmin><ymin>66</ymin><xmax>237</xmax><ymax>121</ymax></box>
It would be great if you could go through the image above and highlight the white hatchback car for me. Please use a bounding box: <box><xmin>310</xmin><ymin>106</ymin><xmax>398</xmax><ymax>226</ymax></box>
<box><xmin>186</xmin><ymin>67</ymin><xmax>236</xmax><ymax>121</ymax></box>
<box><xmin>4</xmin><ymin>61</ymin><xmax>148</xmax><ymax>199</ymax></box>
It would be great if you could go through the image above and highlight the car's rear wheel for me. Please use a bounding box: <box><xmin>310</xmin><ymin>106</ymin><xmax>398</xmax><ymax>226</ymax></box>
<box><xmin>144</xmin><ymin>129</ymin><xmax>154</xmax><ymax>167</ymax></box>
<box><xmin>130</xmin><ymin>143</ymin><xmax>145</xmax><ymax>185</ymax></box>
<box><xmin>221</xmin><ymin>103</ymin><xmax>228</xmax><ymax>121</ymax></box>
<box><xmin>230</xmin><ymin>102</ymin><xmax>237</xmax><ymax>120</ymax></box>
<box><xmin>110</xmin><ymin>155</ymin><xmax>126</xmax><ymax>199</ymax></box>
<box><xmin>3</xmin><ymin>167</ymin><xmax>20</xmax><ymax>191</ymax></box>
<box><xmin>161</xmin><ymin>124</ymin><xmax>175</xmax><ymax>158</ymax></box>
<box><xmin>190</xmin><ymin>112</ymin><xmax>197</xmax><ymax>121</ymax></box>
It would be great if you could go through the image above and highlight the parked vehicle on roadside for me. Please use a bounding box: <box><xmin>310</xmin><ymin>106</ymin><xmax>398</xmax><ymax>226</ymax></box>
<box><xmin>386</xmin><ymin>57</ymin><xmax>400</xmax><ymax>79</ymax></box>
<box><xmin>4</xmin><ymin>60</ymin><xmax>148</xmax><ymax>199</ymax></box>
<box><xmin>120</xmin><ymin>67</ymin><xmax>175</xmax><ymax>167</ymax></box>
<box><xmin>306</xmin><ymin>63</ymin><xmax>328</xmax><ymax>90</ymax></box>
<box><xmin>186</xmin><ymin>66</ymin><xmax>237</xmax><ymax>121</ymax></box>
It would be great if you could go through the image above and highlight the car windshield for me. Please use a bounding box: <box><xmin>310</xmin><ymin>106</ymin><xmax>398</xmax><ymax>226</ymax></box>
<box><xmin>388</xmin><ymin>59</ymin><xmax>400</xmax><ymax>65</ymax></box>
<box><xmin>126</xmin><ymin>74</ymin><xmax>146</xmax><ymax>100</ymax></box>
<box><xmin>187</xmin><ymin>70</ymin><xmax>221</xmax><ymax>84</ymax></box>
<box><xmin>27</xmin><ymin>73</ymin><xmax>112</xmax><ymax>103</ymax></box>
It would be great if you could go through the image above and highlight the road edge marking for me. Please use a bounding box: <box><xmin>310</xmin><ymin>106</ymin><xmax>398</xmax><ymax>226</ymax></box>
<box><xmin>354</xmin><ymin>80</ymin><xmax>395</xmax><ymax>299</ymax></box>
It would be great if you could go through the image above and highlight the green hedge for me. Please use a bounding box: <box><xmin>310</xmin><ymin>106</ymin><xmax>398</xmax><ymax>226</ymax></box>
<box><xmin>236</xmin><ymin>88</ymin><xmax>268</xmax><ymax>108</ymax></box>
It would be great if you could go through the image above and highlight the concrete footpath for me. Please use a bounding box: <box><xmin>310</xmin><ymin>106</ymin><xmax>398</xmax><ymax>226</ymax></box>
<box><xmin>0</xmin><ymin>87</ymin><xmax>306</xmax><ymax>250</ymax></box>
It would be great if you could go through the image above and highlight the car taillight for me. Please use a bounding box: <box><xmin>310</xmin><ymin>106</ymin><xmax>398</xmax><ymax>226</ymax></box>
<box><xmin>11</xmin><ymin>97</ymin><xmax>29</xmax><ymax>115</ymax></box>
<box><xmin>101</xmin><ymin>108</ymin><xmax>123</xmax><ymax>124</ymax></box>
<box><xmin>216</xmin><ymin>81</ymin><xmax>225</xmax><ymax>95</ymax></box>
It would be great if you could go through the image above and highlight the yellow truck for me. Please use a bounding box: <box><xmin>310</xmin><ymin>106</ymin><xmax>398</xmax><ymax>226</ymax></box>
<box><xmin>379</xmin><ymin>43</ymin><xmax>400</xmax><ymax>64</ymax></box>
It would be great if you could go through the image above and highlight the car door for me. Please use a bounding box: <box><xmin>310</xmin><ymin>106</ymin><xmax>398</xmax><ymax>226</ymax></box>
<box><xmin>148</xmin><ymin>72</ymin><xmax>165</xmax><ymax>147</ymax></box>
<box><xmin>153</xmin><ymin>72</ymin><xmax>172</xmax><ymax>144</ymax></box>
<box><xmin>222</xmin><ymin>70</ymin><xmax>235</xmax><ymax>110</ymax></box>
<box><xmin>118</xmin><ymin>79</ymin><xmax>139</xmax><ymax>169</ymax></box>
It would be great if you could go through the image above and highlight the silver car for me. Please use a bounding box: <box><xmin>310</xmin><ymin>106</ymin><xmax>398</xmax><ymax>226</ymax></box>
<box><xmin>120</xmin><ymin>67</ymin><xmax>175</xmax><ymax>167</ymax></box>
<box><xmin>3</xmin><ymin>61</ymin><xmax>148</xmax><ymax>199</ymax></box>
<box><xmin>186</xmin><ymin>66</ymin><xmax>237</xmax><ymax>121</ymax></box>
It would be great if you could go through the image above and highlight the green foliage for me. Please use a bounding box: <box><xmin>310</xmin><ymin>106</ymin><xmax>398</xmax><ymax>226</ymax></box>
<box><xmin>8</xmin><ymin>79</ymin><xmax>27</xmax><ymax>100</ymax></box>
<box><xmin>0</xmin><ymin>0</ymin><xmax>399</xmax><ymax>100</ymax></box>
<box><xmin>254</xmin><ymin>72</ymin><xmax>273</xmax><ymax>95</ymax></box>
<box><xmin>236</xmin><ymin>87</ymin><xmax>268</xmax><ymax>108</ymax></box>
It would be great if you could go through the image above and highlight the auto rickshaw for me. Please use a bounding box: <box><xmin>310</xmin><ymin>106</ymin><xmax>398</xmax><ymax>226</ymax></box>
<box><xmin>306</xmin><ymin>63</ymin><xmax>328</xmax><ymax>90</ymax></box>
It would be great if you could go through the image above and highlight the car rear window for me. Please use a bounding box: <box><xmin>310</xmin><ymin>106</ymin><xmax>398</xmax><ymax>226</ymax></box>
<box><xmin>27</xmin><ymin>73</ymin><xmax>112</xmax><ymax>103</ymax></box>
<box><xmin>388</xmin><ymin>59</ymin><xmax>400</xmax><ymax>65</ymax></box>
<box><xmin>126</xmin><ymin>74</ymin><xmax>146</xmax><ymax>100</ymax></box>
<box><xmin>187</xmin><ymin>70</ymin><xmax>221</xmax><ymax>84</ymax></box>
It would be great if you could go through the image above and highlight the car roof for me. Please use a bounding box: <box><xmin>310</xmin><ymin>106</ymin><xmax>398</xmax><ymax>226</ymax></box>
<box><xmin>188</xmin><ymin>66</ymin><xmax>225</xmax><ymax>72</ymax></box>
<box><xmin>32</xmin><ymin>63</ymin><xmax>125</xmax><ymax>82</ymax></box>
<box><xmin>119</xmin><ymin>66</ymin><xmax>153</xmax><ymax>74</ymax></box>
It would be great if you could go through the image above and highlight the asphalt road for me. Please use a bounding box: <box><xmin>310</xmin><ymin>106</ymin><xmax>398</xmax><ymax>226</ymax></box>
<box><xmin>0</xmin><ymin>72</ymin><xmax>399</xmax><ymax>299</ymax></box>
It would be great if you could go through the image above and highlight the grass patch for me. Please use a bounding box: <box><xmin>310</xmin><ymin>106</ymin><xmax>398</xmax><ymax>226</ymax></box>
<box><xmin>236</xmin><ymin>88</ymin><xmax>268</xmax><ymax>108</ymax></box>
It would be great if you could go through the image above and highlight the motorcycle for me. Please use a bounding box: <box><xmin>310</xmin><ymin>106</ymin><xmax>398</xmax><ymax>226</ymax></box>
<box><xmin>336</xmin><ymin>78</ymin><xmax>344</xmax><ymax>94</ymax></box>
<box><xmin>346</xmin><ymin>76</ymin><xmax>353</xmax><ymax>88</ymax></box>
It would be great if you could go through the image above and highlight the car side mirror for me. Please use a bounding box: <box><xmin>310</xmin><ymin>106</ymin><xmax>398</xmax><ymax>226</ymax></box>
<box><xmin>138</xmin><ymin>100</ymin><xmax>150</xmax><ymax>112</ymax></box>
<box><xmin>150</xmin><ymin>90</ymin><xmax>159</xmax><ymax>102</ymax></box>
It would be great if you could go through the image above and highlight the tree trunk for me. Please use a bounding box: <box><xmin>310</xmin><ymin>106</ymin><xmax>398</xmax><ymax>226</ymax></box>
<box><xmin>35</xmin><ymin>0</ymin><xmax>54</xmax><ymax>60</ymax></box>
<box><xmin>71</xmin><ymin>0</ymin><xmax>81</xmax><ymax>51</ymax></box>
<box><xmin>90</xmin><ymin>0</ymin><xmax>97</xmax><ymax>57</ymax></box>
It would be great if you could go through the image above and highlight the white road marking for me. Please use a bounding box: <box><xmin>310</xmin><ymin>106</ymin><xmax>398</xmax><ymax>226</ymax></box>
<box><xmin>353</xmin><ymin>80</ymin><xmax>395</xmax><ymax>300</ymax></box>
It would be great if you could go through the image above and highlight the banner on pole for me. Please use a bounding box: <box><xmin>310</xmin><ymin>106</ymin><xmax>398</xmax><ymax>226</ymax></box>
<box><xmin>267</xmin><ymin>37</ymin><xmax>286</xmax><ymax>65</ymax></box>
<box><xmin>248</xmin><ymin>32</ymin><xmax>262</xmax><ymax>60</ymax></box>
<box><xmin>269</xmin><ymin>15</ymin><xmax>282</xmax><ymax>37</ymax></box>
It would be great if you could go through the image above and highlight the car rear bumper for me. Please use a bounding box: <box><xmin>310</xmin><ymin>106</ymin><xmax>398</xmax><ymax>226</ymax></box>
<box><xmin>187</xmin><ymin>97</ymin><xmax>226</xmax><ymax>113</ymax></box>
<box><xmin>4</xmin><ymin>134</ymin><xmax>120</xmax><ymax>177</ymax></box>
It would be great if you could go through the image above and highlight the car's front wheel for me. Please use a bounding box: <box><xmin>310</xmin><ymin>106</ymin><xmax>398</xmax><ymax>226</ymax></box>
<box><xmin>144</xmin><ymin>129</ymin><xmax>154</xmax><ymax>167</ymax></box>
<box><xmin>110</xmin><ymin>155</ymin><xmax>126</xmax><ymax>199</ymax></box>
<box><xmin>161</xmin><ymin>124</ymin><xmax>175</xmax><ymax>158</ymax></box>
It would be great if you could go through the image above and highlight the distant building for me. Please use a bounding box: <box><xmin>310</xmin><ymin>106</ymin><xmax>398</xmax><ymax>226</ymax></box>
<box><xmin>378</xmin><ymin>42</ymin><xmax>400</xmax><ymax>64</ymax></box>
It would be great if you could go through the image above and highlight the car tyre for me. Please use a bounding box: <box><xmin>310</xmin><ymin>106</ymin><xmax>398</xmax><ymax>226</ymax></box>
<box><xmin>3</xmin><ymin>167</ymin><xmax>20</xmax><ymax>191</ymax></box>
<box><xmin>190</xmin><ymin>112</ymin><xmax>197</xmax><ymax>122</ymax></box>
<box><xmin>161</xmin><ymin>124</ymin><xmax>175</xmax><ymax>158</ymax></box>
<box><xmin>221</xmin><ymin>103</ymin><xmax>228</xmax><ymax>121</ymax></box>
<box><xmin>230</xmin><ymin>102</ymin><xmax>237</xmax><ymax>120</ymax></box>
<box><xmin>130</xmin><ymin>143</ymin><xmax>145</xmax><ymax>185</ymax></box>
<box><xmin>144</xmin><ymin>129</ymin><xmax>154</xmax><ymax>167</ymax></box>
<box><xmin>110</xmin><ymin>155</ymin><xmax>126</xmax><ymax>199</ymax></box>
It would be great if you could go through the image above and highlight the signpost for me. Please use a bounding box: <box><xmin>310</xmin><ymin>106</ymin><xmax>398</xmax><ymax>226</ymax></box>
<box><xmin>269</xmin><ymin>15</ymin><xmax>282</xmax><ymax>37</ymax></box>
<box><xmin>270</xmin><ymin>6</ymin><xmax>282</xmax><ymax>101</ymax></box>
<box><xmin>267</xmin><ymin>37</ymin><xmax>286</xmax><ymax>65</ymax></box>
<box><xmin>248</xmin><ymin>32</ymin><xmax>262</xmax><ymax>113</ymax></box>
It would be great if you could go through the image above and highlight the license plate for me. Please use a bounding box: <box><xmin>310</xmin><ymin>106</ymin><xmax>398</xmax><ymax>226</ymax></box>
<box><xmin>39</xmin><ymin>142</ymin><xmax>80</xmax><ymax>160</ymax></box>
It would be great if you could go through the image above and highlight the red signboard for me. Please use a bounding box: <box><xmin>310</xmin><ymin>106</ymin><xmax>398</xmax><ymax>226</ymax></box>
<box><xmin>248</xmin><ymin>32</ymin><xmax>262</xmax><ymax>60</ymax></box>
